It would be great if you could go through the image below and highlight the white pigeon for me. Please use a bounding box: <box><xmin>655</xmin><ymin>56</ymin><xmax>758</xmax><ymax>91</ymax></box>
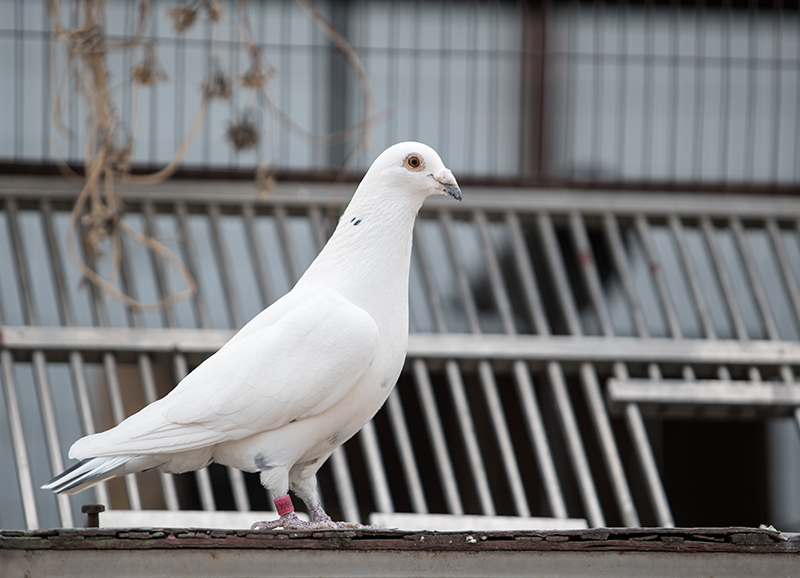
<box><xmin>43</xmin><ymin>142</ymin><xmax>461</xmax><ymax>530</ymax></box>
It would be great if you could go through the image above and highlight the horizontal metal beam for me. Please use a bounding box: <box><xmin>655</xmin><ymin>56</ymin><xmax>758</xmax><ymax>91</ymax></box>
<box><xmin>608</xmin><ymin>379</ymin><xmax>800</xmax><ymax>407</ymax></box>
<box><xmin>0</xmin><ymin>326</ymin><xmax>236</xmax><ymax>355</ymax></box>
<box><xmin>3</xmin><ymin>176</ymin><xmax>800</xmax><ymax>219</ymax></box>
<box><xmin>4</xmin><ymin>326</ymin><xmax>800</xmax><ymax>367</ymax></box>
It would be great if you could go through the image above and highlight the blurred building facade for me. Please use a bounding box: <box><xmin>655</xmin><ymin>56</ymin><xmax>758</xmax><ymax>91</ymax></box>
<box><xmin>1</xmin><ymin>0</ymin><xmax>799</xmax><ymax>532</ymax></box>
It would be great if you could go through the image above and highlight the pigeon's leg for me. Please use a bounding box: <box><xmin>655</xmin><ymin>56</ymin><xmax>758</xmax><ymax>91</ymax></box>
<box><xmin>290</xmin><ymin>475</ymin><xmax>335</xmax><ymax>526</ymax></box>
<box><xmin>292</xmin><ymin>474</ymin><xmax>376</xmax><ymax>530</ymax></box>
<box><xmin>250</xmin><ymin>469</ymin><xmax>336</xmax><ymax>530</ymax></box>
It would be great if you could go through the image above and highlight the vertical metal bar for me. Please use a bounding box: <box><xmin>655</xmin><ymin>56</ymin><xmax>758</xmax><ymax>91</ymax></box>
<box><xmin>446</xmin><ymin>360</ymin><xmax>495</xmax><ymax>515</ymax></box>
<box><xmin>14</xmin><ymin>0</ymin><xmax>23</xmax><ymax>160</ymax></box>
<box><xmin>477</xmin><ymin>361</ymin><xmax>530</xmax><ymax>517</ymax></box>
<box><xmin>700</xmin><ymin>216</ymin><xmax>748</xmax><ymax>340</ymax></box>
<box><xmin>42</xmin><ymin>198</ymin><xmax>112</xmax><ymax>510</ymax></box>
<box><xmin>506</xmin><ymin>212</ymin><xmax>550</xmax><ymax>335</ymax></box>
<box><xmin>634</xmin><ymin>215</ymin><xmax>682</xmax><ymax>338</ymax></box>
<box><xmin>489</xmin><ymin>0</ymin><xmax>500</xmax><ymax>172</ymax></box>
<box><xmin>1</xmin><ymin>349</ymin><xmax>39</xmax><ymax>529</ymax></box>
<box><xmin>117</xmin><ymin>212</ymin><xmax>189</xmax><ymax>511</ymax></box>
<box><xmin>719</xmin><ymin>2</ymin><xmax>732</xmax><ymax>180</ymax></box>
<box><xmin>475</xmin><ymin>211</ymin><xmax>516</xmax><ymax>335</ymax></box>
<box><xmin>308</xmin><ymin>205</ymin><xmax>333</xmax><ymax>249</ymax></box>
<box><xmin>32</xmin><ymin>351</ymin><xmax>73</xmax><ymax>527</ymax></box>
<box><xmin>175</xmin><ymin>201</ymin><xmax>210</xmax><ymax>330</ymax></box>
<box><xmin>9</xmin><ymin>197</ymin><xmax>76</xmax><ymax>525</ymax></box>
<box><xmin>767</xmin><ymin>219</ymin><xmax>800</xmax><ymax>331</ymax></box>
<box><xmin>69</xmin><ymin>352</ymin><xmax>109</xmax><ymax>506</ymax></box>
<box><xmin>412</xmin><ymin>227</ymin><xmax>449</xmax><ymax>333</ymax></box>
<box><xmin>563</xmin><ymin>0</ymin><xmax>577</xmax><ymax>176</ymax></box>
<box><xmin>474</xmin><ymin>211</ymin><xmax>533</xmax><ymax>516</ymax></box>
<box><xmin>357</xmin><ymin>422</ymin><xmax>394</xmax><ymax>514</ymax></box>
<box><xmin>667</xmin><ymin>0</ymin><xmax>680</xmax><ymax>179</ymax></box>
<box><xmin>743</xmin><ymin>0</ymin><xmax>757</xmax><ymax>181</ymax></box>
<box><xmin>41</xmin><ymin>200</ymin><xmax>73</xmax><ymax>327</ymax></box>
<box><xmin>440</xmin><ymin>212</ymin><xmax>481</xmax><ymax>333</ymax></box>
<box><xmin>413</xmin><ymin>359</ymin><xmax>464</xmax><ymax>516</ymax></box>
<box><xmin>438</xmin><ymin>0</ymin><xmax>451</xmax><ymax>155</ymax></box>
<box><xmin>546</xmin><ymin>361</ymin><xmax>604</xmax><ymax>527</ymax></box>
<box><xmin>568</xmin><ymin>213</ymin><xmax>640</xmax><ymax>526</ymax></box>
<box><xmin>616</xmin><ymin>0</ymin><xmax>629</xmax><ymax>179</ymax></box>
<box><xmin>328</xmin><ymin>448</ymin><xmax>360</xmax><ymax>523</ymax></box>
<box><xmin>208</xmin><ymin>203</ymin><xmax>242</xmax><ymax>329</ymax></box>
<box><xmin>613</xmin><ymin>363</ymin><xmax>674</xmax><ymax>527</ymax></box>
<box><xmin>642</xmin><ymin>0</ymin><xmax>655</xmax><ymax>179</ymax></box>
<box><xmin>172</xmin><ymin>354</ymin><xmax>215</xmax><ymax>511</ymax></box>
<box><xmin>142</xmin><ymin>201</ymin><xmax>176</xmax><ymax>329</ymax></box>
<box><xmin>569</xmin><ymin>212</ymin><xmax>613</xmax><ymax>336</ymax></box>
<box><xmin>603</xmin><ymin>215</ymin><xmax>673</xmax><ymax>524</ymax></box>
<box><xmin>668</xmin><ymin>215</ymin><xmax>716</xmax><ymax>339</ymax></box>
<box><xmin>511</xmin><ymin>362</ymin><xmax>567</xmax><ymax>519</ymax></box>
<box><xmin>538</xmin><ymin>212</ymin><xmax>581</xmax><ymax>335</ymax></box>
<box><xmin>142</xmin><ymin>201</ymin><xmax>206</xmax><ymax>510</ymax></box>
<box><xmin>441</xmin><ymin>211</ymin><xmax>524</xmax><ymax>515</ymax></box>
<box><xmin>5</xmin><ymin>198</ymin><xmax>35</xmax><ymax>325</ymax></box>
<box><xmin>41</xmin><ymin>1</ymin><xmax>50</xmax><ymax>162</ymax></box>
<box><xmin>138</xmin><ymin>354</ymin><xmax>179</xmax><ymax>511</ymax></box>
<box><xmin>730</xmin><ymin>217</ymin><xmax>795</xmax><ymax>393</ymax></box>
<box><xmin>603</xmin><ymin>213</ymin><xmax>649</xmax><ymax>337</ymax></box>
<box><xmin>537</xmin><ymin>213</ymin><xmax>606</xmax><ymax>525</ymax></box>
<box><xmin>591</xmin><ymin>0</ymin><xmax>605</xmax><ymax>176</ymax></box>
<box><xmin>385</xmin><ymin>390</ymin><xmax>428</xmax><ymax>514</ymax></box>
<box><xmin>579</xmin><ymin>362</ymin><xmax>639</xmax><ymax>527</ymax></box>
<box><xmin>273</xmin><ymin>205</ymin><xmax>300</xmax><ymax>283</ymax></box>
<box><xmin>692</xmin><ymin>1</ymin><xmax>707</xmax><ymax>180</ymax></box>
<box><xmin>103</xmin><ymin>353</ymin><xmax>142</xmax><ymax>510</ymax></box>
<box><xmin>730</xmin><ymin>217</ymin><xmax>780</xmax><ymax>340</ymax></box>
<box><xmin>242</xmin><ymin>203</ymin><xmax>272</xmax><ymax>308</ymax></box>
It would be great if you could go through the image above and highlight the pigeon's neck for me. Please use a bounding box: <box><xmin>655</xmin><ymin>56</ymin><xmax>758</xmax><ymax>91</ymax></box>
<box><xmin>297</xmin><ymin>186</ymin><xmax>424</xmax><ymax>319</ymax></box>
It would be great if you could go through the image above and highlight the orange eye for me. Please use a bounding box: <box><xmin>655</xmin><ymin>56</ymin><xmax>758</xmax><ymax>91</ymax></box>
<box><xmin>404</xmin><ymin>154</ymin><xmax>425</xmax><ymax>171</ymax></box>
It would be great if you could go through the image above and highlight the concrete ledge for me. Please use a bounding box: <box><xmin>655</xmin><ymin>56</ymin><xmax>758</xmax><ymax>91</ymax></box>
<box><xmin>2</xmin><ymin>527</ymin><xmax>799</xmax><ymax>578</ymax></box>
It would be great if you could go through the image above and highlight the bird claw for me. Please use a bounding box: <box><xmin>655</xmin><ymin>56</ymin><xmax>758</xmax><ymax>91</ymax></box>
<box><xmin>250</xmin><ymin>512</ymin><xmax>376</xmax><ymax>531</ymax></box>
<box><xmin>331</xmin><ymin>521</ymin><xmax>378</xmax><ymax>530</ymax></box>
<box><xmin>250</xmin><ymin>512</ymin><xmax>335</xmax><ymax>531</ymax></box>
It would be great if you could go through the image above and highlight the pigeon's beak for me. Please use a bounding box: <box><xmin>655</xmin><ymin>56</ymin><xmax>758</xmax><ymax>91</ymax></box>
<box><xmin>433</xmin><ymin>169</ymin><xmax>462</xmax><ymax>202</ymax></box>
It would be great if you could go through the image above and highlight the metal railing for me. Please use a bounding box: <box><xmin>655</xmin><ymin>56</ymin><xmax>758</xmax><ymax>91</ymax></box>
<box><xmin>2</xmin><ymin>177</ymin><xmax>800</xmax><ymax>530</ymax></box>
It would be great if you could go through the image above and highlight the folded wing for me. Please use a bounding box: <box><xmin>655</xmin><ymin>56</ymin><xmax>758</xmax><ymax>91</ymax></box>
<box><xmin>70</xmin><ymin>290</ymin><xmax>379</xmax><ymax>458</ymax></box>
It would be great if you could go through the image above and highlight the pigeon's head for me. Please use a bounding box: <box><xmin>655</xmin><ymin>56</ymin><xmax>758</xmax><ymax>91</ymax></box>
<box><xmin>365</xmin><ymin>142</ymin><xmax>462</xmax><ymax>203</ymax></box>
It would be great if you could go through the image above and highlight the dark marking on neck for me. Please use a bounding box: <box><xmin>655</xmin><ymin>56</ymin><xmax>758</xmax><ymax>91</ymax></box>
<box><xmin>351</xmin><ymin>217</ymin><xmax>362</xmax><ymax>226</ymax></box>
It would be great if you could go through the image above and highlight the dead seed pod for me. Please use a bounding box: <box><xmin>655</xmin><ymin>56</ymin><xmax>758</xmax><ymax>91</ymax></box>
<box><xmin>81</xmin><ymin>207</ymin><xmax>122</xmax><ymax>257</ymax></box>
<box><xmin>132</xmin><ymin>45</ymin><xmax>168</xmax><ymax>85</ymax></box>
<box><xmin>167</xmin><ymin>4</ymin><xmax>199</xmax><ymax>34</ymax></box>
<box><xmin>255</xmin><ymin>162</ymin><xmax>276</xmax><ymax>200</ymax></box>
<box><xmin>238</xmin><ymin>49</ymin><xmax>274</xmax><ymax>90</ymax></box>
<box><xmin>227</xmin><ymin>111</ymin><xmax>261</xmax><ymax>151</ymax></box>
<box><xmin>205</xmin><ymin>0</ymin><xmax>223</xmax><ymax>22</ymax></box>
<box><xmin>238</xmin><ymin>66</ymin><xmax>269</xmax><ymax>90</ymax></box>
<box><xmin>106</xmin><ymin>144</ymin><xmax>132</xmax><ymax>172</ymax></box>
<box><xmin>203</xmin><ymin>59</ymin><xmax>232</xmax><ymax>100</ymax></box>
<box><xmin>65</xmin><ymin>24</ymin><xmax>105</xmax><ymax>58</ymax></box>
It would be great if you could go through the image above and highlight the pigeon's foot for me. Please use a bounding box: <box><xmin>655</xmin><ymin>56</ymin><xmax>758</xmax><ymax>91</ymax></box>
<box><xmin>330</xmin><ymin>521</ymin><xmax>378</xmax><ymax>530</ymax></box>
<box><xmin>250</xmin><ymin>511</ymin><xmax>338</xmax><ymax>531</ymax></box>
<box><xmin>249</xmin><ymin>513</ymin><xmax>378</xmax><ymax>531</ymax></box>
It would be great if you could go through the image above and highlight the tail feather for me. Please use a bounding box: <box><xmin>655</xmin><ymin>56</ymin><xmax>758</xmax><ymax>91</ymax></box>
<box><xmin>42</xmin><ymin>456</ymin><xmax>156</xmax><ymax>495</ymax></box>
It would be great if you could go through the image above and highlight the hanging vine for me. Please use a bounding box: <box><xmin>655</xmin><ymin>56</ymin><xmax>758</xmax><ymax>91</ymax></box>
<box><xmin>47</xmin><ymin>0</ymin><xmax>378</xmax><ymax>310</ymax></box>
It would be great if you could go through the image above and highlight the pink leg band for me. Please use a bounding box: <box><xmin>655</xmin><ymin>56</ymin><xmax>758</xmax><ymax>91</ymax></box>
<box><xmin>275</xmin><ymin>495</ymin><xmax>294</xmax><ymax>516</ymax></box>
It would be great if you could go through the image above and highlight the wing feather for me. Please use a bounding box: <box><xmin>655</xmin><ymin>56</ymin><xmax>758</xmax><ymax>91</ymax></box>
<box><xmin>70</xmin><ymin>290</ymin><xmax>379</xmax><ymax>458</ymax></box>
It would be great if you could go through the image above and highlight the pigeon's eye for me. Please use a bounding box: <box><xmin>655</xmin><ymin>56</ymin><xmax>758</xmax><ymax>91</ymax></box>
<box><xmin>404</xmin><ymin>154</ymin><xmax>425</xmax><ymax>172</ymax></box>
